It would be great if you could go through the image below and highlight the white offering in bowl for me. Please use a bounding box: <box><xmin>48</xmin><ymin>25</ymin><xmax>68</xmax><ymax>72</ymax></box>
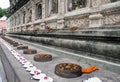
<box><xmin>33</xmin><ymin>73</ymin><xmax>46</xmax><ymax>80</ymax></box>
<box><xmin>26</xmin><ymin>66</ymin><xmax>36</xmax><ymax>72</ymax></box>
<box><xmin>30</xmin><ymin>69</ymin><xmax>42</xmax><ymax>75</ymax></box>
<box><xmin>39</xmin><ymin>76</ymin><xmax>53</xmax><ymax>82</ymax></box>
<box><xmin>83</xmin><ymin>77</ymin><xmax>102</xmax><ymax>82</ymax></box>
<box><xmin>23</xmin><ymin>62</ymin><xmax>32</xmax><ymax>68</ymax></box>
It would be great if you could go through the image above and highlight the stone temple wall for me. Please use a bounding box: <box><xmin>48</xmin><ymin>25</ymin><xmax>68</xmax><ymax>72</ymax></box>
<box><xmin>7</xmin><ymin>0</ymin><xmax>120</xmax><ymax>33</ymax></box>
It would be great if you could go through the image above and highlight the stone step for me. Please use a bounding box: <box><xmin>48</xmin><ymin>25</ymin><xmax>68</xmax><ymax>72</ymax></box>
<box><xmin>10</xmin><ymin>26</ymin><xmax>120</xmax><ymax>37</ymax></box>
<box><xmin>8</xmin><ymin>34</ymin><xmax>120</xmax><ymax>63</ymax></box>
<box><xmin>9</xmin><ymin>28</ymin><xmax>120</xmax><ymax>42</ymax></box>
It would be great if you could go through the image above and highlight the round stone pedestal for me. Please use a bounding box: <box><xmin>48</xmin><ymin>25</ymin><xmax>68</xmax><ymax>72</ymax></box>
<box><xmin>23</xmin><ymin>49</ymin><xmax>37</xmax><ymax>54</ymax></box>
<box><xmin>17</xmin><ymin>45</ymin><xmax>28</xmax><ymax>49</ymax></box>
<box><xmin>34</xmin><ymin>54</ymin><xmax>52</xmax><ymax>62</ymax></box>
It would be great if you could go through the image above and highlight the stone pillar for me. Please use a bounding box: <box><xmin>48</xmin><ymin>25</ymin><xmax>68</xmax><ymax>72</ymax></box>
<box><xmin>12</xmin><ymin>15</ymin><xmax>14</xmax><ymax>27</ymax></box>
<box><xmin>6</xmin><ymin>18</ymin><xmax>11</xmax><ymax>32</ymax></box>
<box><xmin>20</xmin><ymin>10</ymin><xmax>23</xmax><ymax>25</ymax></box>
<box><xmin>15</xmin><ymin>13</ymin><xmax>18</xmax><ymax>26</ymax></box>
<box><xmin>87</xmin><ymin>0</ymin><xmax>92</xmax><ymax>7</ymax></box>
<box><xmin>31</xmin><ymin>1</ymin><xmax>36</xmax><ymax>22</ymax></box>
<box><xmin>19</xmin><ymin>10</ymin><xmax>23</xmax><ymax>26</ymax></box>
<box><xmin>89</xmin><ymin>0</ymin><xmax>105</xmax><ymax>27</ymax></box>
<box><xmin>24</xmin><ymin>7</ymin><xmax>27</xmax><ymax>24</ymax></box>
<box><xmin>14</xmin><ymin>16</ymin><xmax>16</xmax><ymax>26</ymax></box>
<box><xmin>11</xmin><ymin>17</ymin><xmax>13</xmax><ymax>26</ymax></box>
<box><xmin>57</xmin><ymin>0</ymin><xmax>66</xmax><ymax>29</ymax></box>
<box><xmin>42</xmin><ymin>0</ymin><xmax>46</xmax><ymax>19</ymax></box>
<box><xmin>40</xmin><ymin>0</ymin><xmax>47</xmax><ymax>30</ymax></box>
<box><xmin>18</xmin><ymin>11</ymin><xmax>21</xmax><ymax>25</ymax></box>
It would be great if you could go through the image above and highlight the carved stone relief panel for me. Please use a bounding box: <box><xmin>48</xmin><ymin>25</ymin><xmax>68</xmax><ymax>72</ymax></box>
<box><xmin>22</xmin><ymin>11</ymin><xmax>26</xmax><ymax>24</ymax></box>
<box><xmin>91</xmin><ymin>0</ymin><xmax>102</xmax><ymax>7</ymax></box>
<box><xmin>104</xmin><ymin>14</ymin><xmax>120</xmax><ymax>25</ymax></box>
<box><xmin>47</xmin><ymin>22</ymin><xmax>57</xmax><ymax>29</ymax></box>
<box><xmin>65</xmin><ymin>17</ymin><xmax>89</xmax><ymax>28</ymax></box>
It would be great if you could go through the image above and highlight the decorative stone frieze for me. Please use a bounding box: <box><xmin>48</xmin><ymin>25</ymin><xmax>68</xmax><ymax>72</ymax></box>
<box><xmin>65</xmin><ymin>17</ymin><xmax>89</xmax><ymax>28</ymax></box>
<box><xmin>7</xmin><ymin>0</ymin><xmax>120</xmax><ymax>33</ymax></box>
<box><xmin>104</xmin><ymin>14</ymin><xmax>120</xmax><ymax>25</ymax></box>
<box><xmin>47</xmin><ymin>22</ymin><xmax>57</xmax><ymax>29</ymax></box>
<box><xmin>91</xmin><ymin>0</ymin><xmax>103</xmax><ymax>7</ymax></box>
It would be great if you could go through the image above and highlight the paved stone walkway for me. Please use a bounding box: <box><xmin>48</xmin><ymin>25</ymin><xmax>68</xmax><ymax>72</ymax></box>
<box><xmin>0</xmin><ymin>37</ymin><xmax>120</xmax><ymax>82</ymax></box>
<box><xmin>0</xmin><ymin>53</ymin><xmax>7</xmax><ymax>82</ymax></box>
<box><xmin>11</xmin><ymin>38</ymin><xmax>120</xmax><ymax>81</ymax></box>
<box><xmin>0</xmin><ymin>58</ymin><xmax>3</xmax><ymax>82</ymax></box>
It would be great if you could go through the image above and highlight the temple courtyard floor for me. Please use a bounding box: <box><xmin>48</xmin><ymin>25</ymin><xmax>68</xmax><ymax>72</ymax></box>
<box><xmin>0</xmin><ymin>37</ymin><xmax>120</xmax><ymax>82</ymax></box>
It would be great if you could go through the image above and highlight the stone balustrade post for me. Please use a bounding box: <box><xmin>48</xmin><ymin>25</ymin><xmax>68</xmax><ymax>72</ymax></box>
<box><xmin>89</xmin><ymin>0</ymin><xmax>106</xmax><ymax>27</ymax></box>
<box><xmin>31</xmin><ymin>1</ymin><xmax>36</xmax><ymax>22</ymax></box>
<box><xmin>24</xmin><ymin>7</ymin><xmax>28</xmax><ymax>24</ymax></box>
<box><xmin>42</xmin><ymin>0</ymin><xmax>46</xmax><ymax>19</ymax></box>
<box><xmin>57</xmin><ymin>0</ymin><xmax>66</xmax><ymax>29</ymax></box>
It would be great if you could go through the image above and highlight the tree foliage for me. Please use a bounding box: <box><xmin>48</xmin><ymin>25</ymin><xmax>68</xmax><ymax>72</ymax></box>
<box><xmin>0</xmin><ymin>7</ymin><xmax>9</xmax><ymax>17</ymax></box>
<box><xmin>0</xmin><ymin>8</ymin><xmax>2</xmax><ymax>17</ymax></box>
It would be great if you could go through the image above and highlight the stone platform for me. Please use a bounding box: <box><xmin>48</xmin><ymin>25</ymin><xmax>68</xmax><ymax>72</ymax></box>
<box><xmin>0</xmin><ymin>37</ymin><xmax>120</xmax><ymax>82</ymax></box>
<box><xmin>8</xmin><ymin>27</ymin><xmax>120</xmax><ymax>63</ymax></box>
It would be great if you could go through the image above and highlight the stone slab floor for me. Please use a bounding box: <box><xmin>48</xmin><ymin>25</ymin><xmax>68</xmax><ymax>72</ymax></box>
<box><xmin>0</xmin><ymin>37</ymin><xmax>120</xmax><ymax>82</ymax></box>
<box><xmin>0</xmin><ymin>57</ymin><xmax>7</xmax><ymax>82</ymax></box>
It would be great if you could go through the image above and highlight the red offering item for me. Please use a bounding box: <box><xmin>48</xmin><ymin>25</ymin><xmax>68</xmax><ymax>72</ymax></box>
<box><xmin>82</xmin><ymin>66</ymin><xmax>99</xmax><ymax>73</ymax></box>
<box><xmin>46</xmin><ymin>26</ymin><xmax>53</xmax><ymax>32</ymax></box>
<box><xmin>70</xmin><ymin>25</ymin><xmax>78</xmax><ymax>31</ymax></box>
